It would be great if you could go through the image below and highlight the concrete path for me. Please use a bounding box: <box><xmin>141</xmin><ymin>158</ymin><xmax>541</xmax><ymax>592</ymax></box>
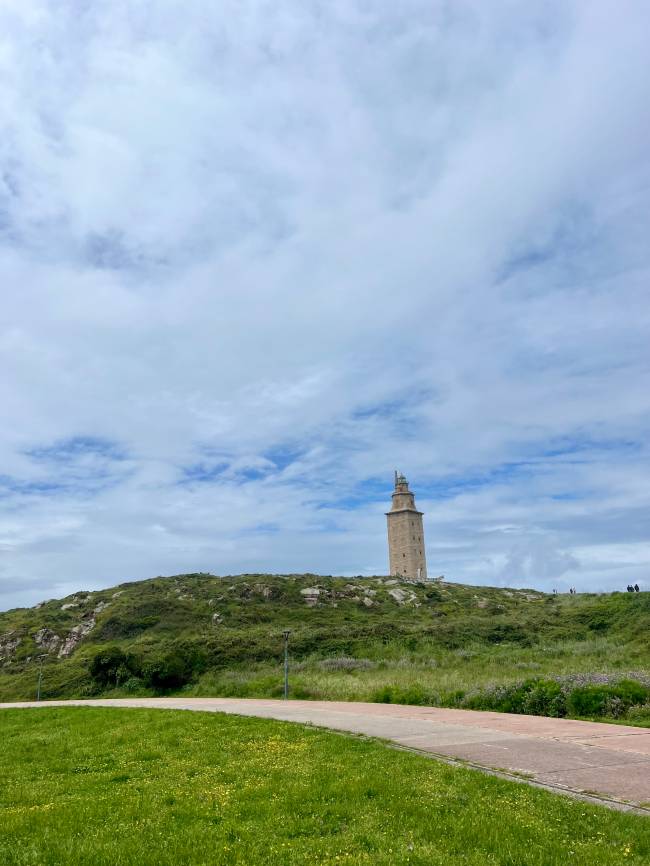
<box><xmin>2</xmin><ymin>698</ymin><xmax>649</xmax><ymax>812</ymax></box>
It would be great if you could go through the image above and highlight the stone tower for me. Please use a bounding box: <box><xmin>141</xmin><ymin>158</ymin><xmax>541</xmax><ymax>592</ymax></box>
<box><xmin>386</xmin><ymin>471</ymin><xmax>427</xmax><ymax>581</ymax></box>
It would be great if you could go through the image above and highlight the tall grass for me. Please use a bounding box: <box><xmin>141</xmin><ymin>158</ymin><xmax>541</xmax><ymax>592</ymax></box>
<box><xmin>185</xmin><ymin>635</ymin><xmax>649</xmax><ymax>706</ymax></box>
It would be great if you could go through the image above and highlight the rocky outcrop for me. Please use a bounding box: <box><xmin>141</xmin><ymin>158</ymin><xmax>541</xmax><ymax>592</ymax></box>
<box><xmin>300</xmin><ymin>587</ymin><xmax>321</xmax><ymax>607</ymax></box>
<box><xmin>388</xmin><ymin>587</ymin><xmax>417</xmax><ymax>605</ymax></box>
<box><xmin>34</xmin><ymin>627</ymin><xmax>62</xmax><ymax>653</ymax></box>
<box><xmin>300</xmin><ymin>583</ymin><xmax>395</xmax><ymax>607</ymax></box>
<box><xmin>58</xmin><ymin>616</ymin><xmax>96</xmax><ymax>657</ymax></box>
<box><xmin>0</xmin><ymin>631</ymin><xmax>21</xmax><ymax>660</ymax></box>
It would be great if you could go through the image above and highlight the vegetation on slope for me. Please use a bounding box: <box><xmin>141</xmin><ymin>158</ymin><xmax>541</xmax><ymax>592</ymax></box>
<box><xmin>1</xmin><ymin>708</ymin><xmax>648</xmax><ymax>866</ymax></box>
<box><xmin>0</xmin><ymin>573</ymin><xmax>648</xmax><ymax>722</ymax></box>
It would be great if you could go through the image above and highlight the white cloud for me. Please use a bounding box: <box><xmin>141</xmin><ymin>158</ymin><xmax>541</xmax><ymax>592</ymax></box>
<box><xmin>1</xmin><ymin>1</ymin><xmax>649</xmax><ymax>608</ymax></box>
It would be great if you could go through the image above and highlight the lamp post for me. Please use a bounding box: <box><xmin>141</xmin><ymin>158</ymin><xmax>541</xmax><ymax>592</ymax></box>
<box><xmin>36</xmin><ymin>655</ymin><xmax>46</xmax><ymax>701</ymax></box>
<box><xmin>282</xmin><ymin>630</ymin><xmax>291</xmax><ymax>700</ymax></box>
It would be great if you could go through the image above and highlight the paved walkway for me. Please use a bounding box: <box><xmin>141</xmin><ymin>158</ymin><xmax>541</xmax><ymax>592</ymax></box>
<box><xmin>2</xmin><ymin>698</ymin><xmax>649</xmax><ymax>812</ymax></box>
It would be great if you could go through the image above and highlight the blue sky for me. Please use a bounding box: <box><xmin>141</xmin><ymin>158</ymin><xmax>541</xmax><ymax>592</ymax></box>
<box><xmin>1</xmin><ymin>1</ymin><xmax>649</xmax><ymax>609</ymax></box>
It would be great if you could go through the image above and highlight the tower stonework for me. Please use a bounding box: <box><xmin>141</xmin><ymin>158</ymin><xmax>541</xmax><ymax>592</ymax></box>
<box><xmin>386</xmin><ymin>471</ymin><xmax>427</xmax><ymax>581</ymax></box>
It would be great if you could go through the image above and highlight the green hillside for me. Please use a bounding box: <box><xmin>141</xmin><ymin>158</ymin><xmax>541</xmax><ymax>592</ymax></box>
<box><xmin>1</xmin><ymin>573</ymin><xmax>648</xmax><ymax>721</ymax></box>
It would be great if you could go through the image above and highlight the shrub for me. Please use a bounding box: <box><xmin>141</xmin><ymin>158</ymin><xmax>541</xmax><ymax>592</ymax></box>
<box><xmin>567</xmin><ymin>679</ymin><xmax>650</xmax><ymax>717</ymax></box>
<box><xmin>142</xmin><ymin>652</ymin><xmax>193</xmax><ymax>691</ymax></box>
<box><xmin>567</xmin><ymin>685</ymin><xmax>614</xmax><ymax>717</ymax></box>
<box><xmin>89</xmin><ymin>647</ymin><xmax>138</xmax><ymax>688</ymax></box>
<box><xmin>615</xmin><ymin>678</ymin><xmax>650</xmax><ymax>705</ymax></box>
<box><xmin>122</xmin><ymin>677</ymin><xmax>144</xmax><ymax>694</ymax></box>
<box><xmin>520</xmin><ymin>680</ymin><xmax>566</xmax><ymax>717</ymax></box>
<box><xmin>439</xmin><ymin>689</ymin><xmax>466</xmax><ymax>707</ymax></box>
<box><xmin>372</xmin><ymin>685</ymin><xmax>394</xmax><ymax>704</ymax></box>
<box><xmin>461</xmin><ymin>677</ymin><xmax>650</xmax><ymax>720</ymax></box>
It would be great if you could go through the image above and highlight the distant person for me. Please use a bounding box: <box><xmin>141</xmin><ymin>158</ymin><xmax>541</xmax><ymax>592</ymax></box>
<box><xmin>634</xmin><ymin>583</ymin><xmax>640</xmax><ymax>592</ymax></box>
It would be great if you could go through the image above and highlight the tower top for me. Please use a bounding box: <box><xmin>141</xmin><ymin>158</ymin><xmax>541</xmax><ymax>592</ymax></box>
<box><xmin>394</xmin><ymin>470</ymin><xmax>409</xmax><ymax>490</ymax></box>
<box><xmin>388</xmin><ymin>470</ymin><xmax>421</xmax><ymax>514</ymax></box>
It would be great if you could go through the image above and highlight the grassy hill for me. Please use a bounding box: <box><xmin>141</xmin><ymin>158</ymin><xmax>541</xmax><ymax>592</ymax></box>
<box><xmin>1</xmin><ymin>573</ymin><xmax>648</xmax><ymax>720</ymax></box>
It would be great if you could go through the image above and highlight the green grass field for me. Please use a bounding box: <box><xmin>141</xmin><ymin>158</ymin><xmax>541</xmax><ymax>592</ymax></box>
<box><xmin>1</xmin><ymin>708</ymin><xmax>648</xmax><ymax>865</ymax></box>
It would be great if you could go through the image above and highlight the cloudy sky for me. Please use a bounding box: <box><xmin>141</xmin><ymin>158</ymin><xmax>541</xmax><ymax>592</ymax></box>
<box><xmin>1</xmin><ymin>1</ymin><xmax>649</xmax><ymax>610</ymax></box>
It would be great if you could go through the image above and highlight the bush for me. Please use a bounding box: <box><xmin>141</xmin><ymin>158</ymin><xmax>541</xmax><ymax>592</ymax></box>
<box><xmin>460</xmin><ymin>677</ymin><xmax>650</xmax><ymax>720</ymax></box>
<box><xmin>520</xmin><ymin>680</ymin><xmax>566</xmax><ymax>717</ymax></box>
<box><xmin>567</xmin><ymin>679</ymin><xmax>650</xmax><ymax>717</ymax></box>
<box><xmin>122</xmin><ymin>677</ymin><xmax>144</xmax><ymax>694</ymax></box>
<box><xmin>89</xmin><ymin>647</ymin><xmax>138</xmax><ymax>688</ymax></box>
<box><xmin>372</xmin><ymin>685</ymin><xmax>394</xmax><ymax>704</ymax></box>
<box><xmin>142</xmin><ymin>652</ymin><xmax>193</xmax><ymax>691</ymax></box>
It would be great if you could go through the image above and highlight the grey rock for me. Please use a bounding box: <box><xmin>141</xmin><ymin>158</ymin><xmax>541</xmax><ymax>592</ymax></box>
<box><xmin>300</xmin><ymin>587</ymin><xmax>321</xmax><ymax>607</ymax></box>
<box><xmin>0</xmin><ymin>631</ymin><xmax>21</xmax><ymax>659</ymax></box>
<box><xmin>388</xmin><ymin>588</ymin><xmax>416</xmax><ymax>605</ymax></box>
<box><xmin>58</xmin><ymin>616</ymin><xmax>96</xmax><ymax>658</ymax></box>
<box><xmin>34</xmin><ymin>628</ymin><xmax>62</xmax><ymax>653</ymax></box>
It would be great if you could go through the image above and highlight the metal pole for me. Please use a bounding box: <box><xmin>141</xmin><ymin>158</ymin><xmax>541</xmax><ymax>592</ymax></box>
<box><xmin>37</xmin><ymin>657</ymin><xmax>43</xmax><ymax>701</ymax></box>
<box><xmin>283</xmin><ymin>630</ymin><xmax>290</xmax><ymax>700</ymax></box>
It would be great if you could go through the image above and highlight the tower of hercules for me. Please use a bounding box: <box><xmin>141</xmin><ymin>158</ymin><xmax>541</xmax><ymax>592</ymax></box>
<box><xmin>386</xmin><ymin>471</ymin><xmax>427</xmax><ymax>581</ymax></box>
